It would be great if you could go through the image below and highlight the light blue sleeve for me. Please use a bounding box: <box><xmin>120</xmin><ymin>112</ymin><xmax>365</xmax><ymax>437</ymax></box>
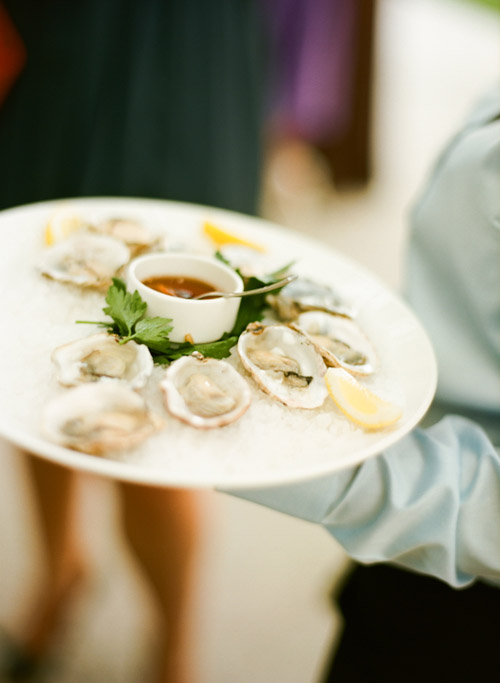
<box><xmin>226</xmin><ymin>415</ymin><xmax>500</xmax><ymax>588</ymax></box>
<box><xmin>405</xmin><ymin>92</ymin><xmax>500</xmax><ymax>414</ymax></box>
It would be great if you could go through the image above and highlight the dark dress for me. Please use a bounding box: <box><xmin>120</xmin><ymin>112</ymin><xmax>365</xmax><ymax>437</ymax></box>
<box><xmin>323</xmin><ymin>563</ymin><xmax>500</xmax><ymax>682</ymax></box>
<box><xmin>0</xmin><ymin>0</ymin><xmax>268</xmax><ymax>214</ymax></box>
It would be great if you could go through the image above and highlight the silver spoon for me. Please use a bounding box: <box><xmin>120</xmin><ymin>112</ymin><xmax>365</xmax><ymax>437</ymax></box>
<box><xmin>194</xmin><ymin>274</ymin><xmax>297</xmax><ymax>300</ymax></box>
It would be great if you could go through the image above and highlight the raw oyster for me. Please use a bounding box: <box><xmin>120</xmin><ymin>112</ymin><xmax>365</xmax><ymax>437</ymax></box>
<box><xmin>39</xmin><ymin>232</ymin><xmax>130</xmax><ymax>289</ymax></box>
<box><xmin>90</xmin><ymin>217</ymin><xmax>160</xmax><ymax>255</ymax></box>
<box><xmin>160</xmin><ymin>355</ymin><xmax>251</xmax><ymax>429</ymax></box>
<box><xmin>42</xmin><ymin>383</ymin><xmax>162</xmax><ymax>455</ymax></box>
<box><xmin>266</xmin><ymin>277</ymin><xmax>353</xmax><ymax>321</ymax></box>
<box><xmin>295</xmin><ymin>311</ymin><xmax>377</xmax><ymax>376</ymax></box>
<box><xmin>237</xmin><ymin>322</ymin><xmax>328</xmax><ymax>408</ymax></box>
<box><xmin>51</xmin><ymin>333</ymin><xmax>154</xmax><ymax>389</ymax></box>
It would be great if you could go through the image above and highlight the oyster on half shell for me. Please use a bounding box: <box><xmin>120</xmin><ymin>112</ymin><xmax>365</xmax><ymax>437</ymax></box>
<box><xmin>266</xmin><ymin>277</ymin><xmax>353</xmax><ymax>321</ymax></box>
<box><xmin>294</xmin><ymin>311</ymin><xmax>378</xmax><ymax>376</ymax></box>
<box><xmin>237</xmin><ymin>322</ymin><xmax>328</xmax><ymax>408</ymax></box>
<box><xmin>160</xmin><ymin>355</ymin><xmax>251</xmax><ymax>429</ymax></box>
<box><xmin>42</xmin><ymin>383</ymin><xmax>162</xmax><ymax>455</ymax></box>
<box><xmin>39</xmin><ymin>232</ymin><xmax>130</xmax><ymax>289</ymax></box>
<box><xmin>51</xmin><ymin>333</ymin><xmax>154</xmax><ymax>389</ymax></box>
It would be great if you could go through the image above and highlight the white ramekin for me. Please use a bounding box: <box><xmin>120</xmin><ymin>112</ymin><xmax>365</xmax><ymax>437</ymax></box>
<box><xmin>127</xmin><ymin>252</ymin><xmax>243</xmax><ymax>343</ymax></box>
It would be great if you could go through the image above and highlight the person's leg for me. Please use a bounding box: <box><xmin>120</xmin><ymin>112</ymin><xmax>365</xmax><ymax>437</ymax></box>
<box><xmin>18</xmin><ymin>455</ymin><xmax>84</xmax><ymax>659</ymax></box>
<box><xmin>118</xmin><ymin>483</ymin><xmax>203</xmax><ymax>683</ymax></box>
<box><xmin>2</xmin><ymin>454</ymin><xmax>84</xmax><ymax>682</ymax></box>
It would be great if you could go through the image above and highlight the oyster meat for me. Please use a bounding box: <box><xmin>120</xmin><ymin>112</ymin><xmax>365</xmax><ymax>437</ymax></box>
<box><xmin>237</xmin><ymin>322</ymin><xmax>328</xmax><ymax>408</ymax></box>
<box><xmin>39</xmin><ymin>232</ymin><xmax>130</xmax><ymax>289</ymax></box>
<box><xmin>161</xmin><ymin>355</ymin><xmax>251</xmax><ymax>428</ymax></box>
<box><xmin>42</xmin><ymin>383</ymin><xmax>162</xmax><ymax>455</ymax></box>
<box><xmin>51</xmin><ymin>333</ymin><xmax>154</xmax><ymax>389</ymax></box>
<box><xmin>295</xmin><ymin>311</ymin><xmax>377</xmax><ymax>376</ymax></box>
<box><xmin>266</xmin><ymin>277</ymin><xmax>353</xmax><ymax>321</ymax></box>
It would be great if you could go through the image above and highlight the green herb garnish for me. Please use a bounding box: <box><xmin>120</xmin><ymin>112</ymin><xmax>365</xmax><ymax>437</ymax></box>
<box><xmin>152</xmin><ymin>335</ymin><xmax>239</xmax><ymax>364</ymax></box>
<box><xmin>77</xmin><ymin>255</ymin><xmax>293</xmax><ymax>364</ymax></box>
<box><xmin>103</xmin><ymin>278</ymin><xmax>147</xmax><ymax>337</ymax></box>
<box><xmin>77</xmin><ymin>278</ymin><xmax>174</xmax><ymax>355</ymax></box>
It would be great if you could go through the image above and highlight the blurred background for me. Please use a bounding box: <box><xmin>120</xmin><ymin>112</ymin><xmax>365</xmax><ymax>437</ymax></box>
<box><xmin>0</xmin><ymin>0</ymin><xmax>499</xmax><ymax>681</ymax></box>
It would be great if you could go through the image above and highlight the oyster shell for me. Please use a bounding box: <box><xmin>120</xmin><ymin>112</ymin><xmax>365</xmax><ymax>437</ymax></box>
<box><xmin>161</xmin><ymin>355</ymin><xmax>251</xmax><ymax>428</ymax></box>
<box><xmin>90</xmin><ymin>217</ymin><xmax>160</xmax><ymax>255</ymax></box>
<box><xmin>42</xmin><ymin>383</ymin><xmax>162</xmax><ymax>455</ymax></box>
<box><xmin>39</xmin><ymin>232</ymin><xmax>130</xmax><ymax>289</ymax></box>
<box><xmin>295</xmin><ymin>311</ymin><xmax>377</xmax><ymax>376</ymax></box>
<box><xmin>266</xmin><ymin>277</ymin><xmax>353</xmax><ymax>321</ymax></box>
<box><xmin>51</xmin><ymin>333</ymin><xmax>154</xmax><ymax>389</ymax></box>
<box><xmin>237</xmin><ymin>322</ymin><xmax>328</xmax><ymax>408</ymax></box>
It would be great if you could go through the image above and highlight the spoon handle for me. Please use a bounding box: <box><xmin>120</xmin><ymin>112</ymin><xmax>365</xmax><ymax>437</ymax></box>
<box><xmin>195</xmin><ymin>274</ymin><xmax>297</xmax><ymax>300</ymax></box>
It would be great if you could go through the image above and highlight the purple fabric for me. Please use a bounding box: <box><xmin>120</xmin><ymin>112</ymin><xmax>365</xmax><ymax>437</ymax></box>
<box><xmin>263</xmin><ymin>0</ymin><xmax>358</xmax><ymax>142</ymax></box>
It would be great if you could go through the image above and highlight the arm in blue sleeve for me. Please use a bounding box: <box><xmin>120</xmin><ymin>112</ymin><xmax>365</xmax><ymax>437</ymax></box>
<box><xmin>224</xmin><ymin>415</ymin><xmax>500</xmax><ymax>587</ymax></box>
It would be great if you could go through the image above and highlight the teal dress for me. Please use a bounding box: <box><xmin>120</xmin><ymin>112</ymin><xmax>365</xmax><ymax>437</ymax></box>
<box><xmin>0</xmin><ymin>0</ymin><xmax>268</xmax><ymax>214</ymax></box>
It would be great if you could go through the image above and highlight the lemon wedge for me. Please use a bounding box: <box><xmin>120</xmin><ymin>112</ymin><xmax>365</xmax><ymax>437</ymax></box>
<box><xmin>202</xmin><ymin>220</ymin><xmax>266</xmax><ymax>252</ymax></box>
<box><xmin>325</xmin><ymin>367</ymin><xmax>402</xmax><ymax>430</ymax></box>
<box><xmin>44</xmin><ymin>210</ymin><xmax>85</xmax><ymax>246</ymax></box>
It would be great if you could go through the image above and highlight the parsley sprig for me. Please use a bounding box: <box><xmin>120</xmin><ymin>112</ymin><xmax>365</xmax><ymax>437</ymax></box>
<box><xmin>78</xmin><ymin>278</ymin><xmax>174</xmax><ymax>353</ymax></box>
<box><xmin>77</xmin><ymin>257</ymin><xmax>293</xmax><ymax>364</ymax></box>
